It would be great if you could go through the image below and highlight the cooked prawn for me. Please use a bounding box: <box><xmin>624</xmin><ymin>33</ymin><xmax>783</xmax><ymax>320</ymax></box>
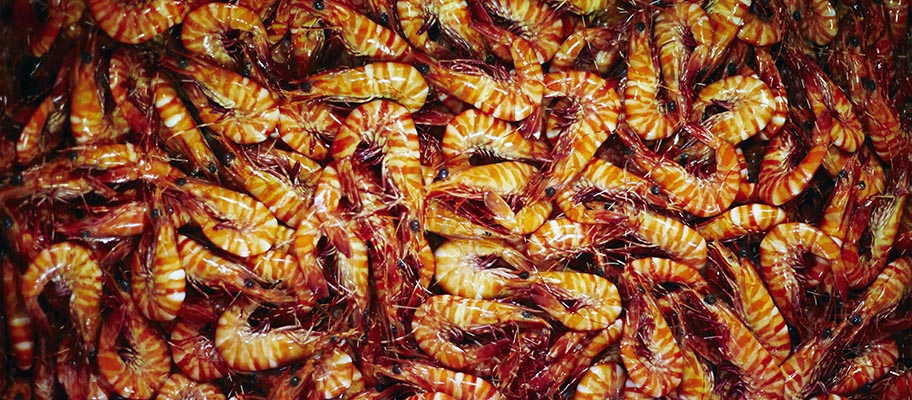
<box><xmin>97</xmin><ymin>303</ymin><xmax>171</xmax><ymax>400</ymax></box>
<box><xmin>411</xmin><ymin>294</ymin><xmax>549</xmax><ymax>375</ymax></box>
<box><xmin>151</xmin><ymin>72</ymin><xmax>218</xmax><ymax>177</ymax></box>
<box><xmin>88</xmin><ymin>0</ymin><xmax>191</xmax><ymax>44</ymax></box>
<box><xmin>415</xmin><ymin>23</ymin><xmax>543</xmax><ymax>122</ymax></box>
<box><xmin>525</xmin><ymin>217</ymin><xmax>631</xmax><ymax>262</ymax></box>
<box><xmin>2</xmin><ymin>254</ymin><xmax>34</xmax><ymax>371</ymax></box>
<box><xmin>180</xmin><ymin>3</ymin><xmax>271</xmax><ymax>70</ymax></box>
<box><xmin>625</xmin><ymin>12</ymin><xmax>678</xmax><ymax>140</ymax></box>
<box><xmin>829</xmin><ymin>337</ymin><xmax>899</xmax><ymax>394</ymax></box>
<box><xmin>157</xmin><ymin>373</ymin><xmax>227</xmax><ymax>400</ymax></box>
<box><xmin>654</xmin><ymin>2</ymin><xmax>714</xmax><ymax>111</ymax></box>
<box><xmin>131</xmin><ymin>191</ymin><xmax>186</xmax><ymax>322</ymax></box>
<box><xmin>173</xmin><ymin>58</ymin><xmax>280</xmax><ymax>145</ymax></box>
<box><xmin>573</xmin><ymin>363</ymin><xmax>625</xmax><ymax>400</ymax></box>
<box><xmin>20</xmin><ymin>242</ymin><xmax>102</xmax><ymax>348</ymax></box>
<box><xmin>396</xmin><ymin>0</ymin><xmax>486</xmax><ymax>58</ymax></box>
<box><xmin>695</xmin><ymin>203</ymin><xmax>787</xmax><ymax>241</ymax></box>
<box><xmin>434</xmin><ymin>239</ymin><xmax>531</xmax><ymax>299</ymax></box>
<box><xmin>477</xmin><ymin>0</ymin><xmax>564</xmax><ymax>63</ymax></box>
<box><xmin>169</xmin><ymin>303</ymin><xmax>231</xmax><ymax>382</ymax></box>
<box><xmin>276</xmin><ymin>99</ymin><xmax>337</xmax><ymax>160</ymax></box>
<box><xmin>532</xmin><ymin>70</ymin><xmax>621</xmax><ymax>200</ymax></box>
<box><xmin>296</xmin><ymin>62</ymin><xmax>429</xmax><ymax>113</ymax></box>
<box><xmin>302</xmin><ymin>0</ymin><xmax>411</xmax><ymax>61</ymax></box>
<box><xmin>692</xmin><ymin>74</ymin><xmax>776</xmax><ymax>144</ymax></box>
<box><xmin>177</xmin><ymin>235</ymin><xmax>289</xmax><ymax>303</ymax></box>
<box><xmin>214</xmin><ymin>298</ymin><xmax>338</xmax><ymax>371</ymax></box>
<box><xmin>70</xmin><ymin>38</ymin><xmax>128</xmax><ymax>144</ymax></box>
<box><xmin>382</xmin><ymin>361</ymin><xmax>505</xmax><ymax>400</ymax></box>
<box><xmin>441</xmin><ymin>108</ymin><xmax>549</xmax><ymax>167</ymax></box>
<box><xmin>756</xmin><ymin>120</ymin><xmax>829</xmax><ymax>206</ymax></box>
<box><xmin>530</xmin><ymin>271</ymin><xmax>621</xmax><ymax>331</ymax></box>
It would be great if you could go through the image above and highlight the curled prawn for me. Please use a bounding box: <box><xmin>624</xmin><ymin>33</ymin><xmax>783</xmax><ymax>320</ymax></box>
<box><xmin>574</xmin><ymin>363</ymin><xmax>625</xmax><ymax>400</ymax></box>
<box><xmin>70</xmin><ymin>39</ymin><xmax>128</xmax><ymax>145</ymax></box>
<box><xmin>157</xmin><ymin>373</ymin><xmax>226</xmax><ymax>400</ymax></box>
<box><xmin>692</xmin><ymin>74</ymin><xmax>776</xmax><ymax>145</ymax></box>
<box><xmin>654</xmin><ymin>2</ymin><xmax>714</xmax><ymax>111</ymax></box>
<box><xmin>757</xmin><ymin>119</ymin><xmax>828</xmax><ymax>206</ymax></box>
<box><xmin>531</xmin><ymin>70</ymin><xmax>621</xmax><ymax>200</ymax></box>
<box><xmin>20</xmin><ymin>242</ymin><xmax>102</xmax><ymax>348</ymax></box>
<box><xmin>619</xmin><ymin>271</ymin><xmax>684</xmax><ymax>398</ymax></box>
<box><xmin>625</xmin><ymin>12</ymin><xmax>678</xmax><ymax>140</ymax></box>
<box><xmin>177</xmin><ymin>235</ymin><xmax>288</xmax><ymax>303</ymax></box>
<box><xmin>88</xmin><ymin>0</ymin><xmax>190</xmax><ymax>44</ymax></box>
<box><xmin>168</xmin><ymin>56</ymin><xmax>279</xmax><ymax>145</ymax></box>
<box><xmin>382</xmin><ymin>361</ymin><xmax>505</xmax><ymax>400</ymax></box>
<box><xmin>530</xmin><ymin>271</ymin><xmax>622</xmax><ymax>331</ymax></box>
<box><xmin>396</xmin><ymin>0</ymin><xmax>486</xmax><ymax>58</ymax></box>
<box><xmin>214</xmin><ymin>299</ymin><xmax>340</xmax><ymax>371</ymax></box>
<box><xmin>412</xmin><ymin>294</ymin><xmax>549</xmax><ymax>375</ymax></box>
<box><xmin>441</xmin><ymin>108</ymin><xmax>549</xmax><ymax>167</ymax></box>
<box><xmin>131</xmin><ymin>191</ymin><xmax>186</xmax><ymax>322</ymax></box>
<box><xmin>169</xmin><ymin>302</ymin><xmax>231</xmax><ymax>382</ymax></box>
<box><xmin>477</xmin><ymin>0</ymin><xmax>564</xmax><ymax>63</ymax></box>
<box><xmin>151</xmin><ymin>72</ymin><xmax>218</xmax><ymax>177</ymax></box>
<box><xmin>97</xmin><ymin>303</ymin><xmax>171</xmax><ymax>400</ymax></box>
<box><xmin>525</xmin><ymin>217</ymin><xmax>631</xmax><ymax>262</ymax></box>
<box><xmin>434</xmin><ymin>239</ymin><xmax>531</xmax><ymax>299</ymax></box>
<box><xmin>180</xmin><ymin>3</ymin><xmax>271</xmax><ymax>70</ymax></box>
<box><xmin>302</xmin><ymin>0</ymin><xmax>412</xmax><ymax>61</ymax></box>
<box><xmin>829</xmin><ymin>337</ymin><xmax>899</xmax><ymax>394</ymax></box>
<box><xmin>414</xmin><ymin>24</ymin><xmax>543</xmax><ymax>122</ymax></box>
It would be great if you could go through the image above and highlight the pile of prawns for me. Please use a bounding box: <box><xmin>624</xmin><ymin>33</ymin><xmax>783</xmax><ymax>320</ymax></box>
<box><xmin>1</xmin><ymin>0</ymin><xmax>912</xmax><ymax>398</ymax></box>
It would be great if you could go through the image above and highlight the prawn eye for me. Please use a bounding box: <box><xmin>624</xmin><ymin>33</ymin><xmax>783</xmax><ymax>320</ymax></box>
<box><xmin>409</xmin><ymin>220</ymin><xmax>420</xmax><ymax>231</ymax></box>
<box><xmin>858</xmin><ymin>181</ymin><xmax>866</xmax><ymax>190</ymax></box>
<box><xmin>802</xmin><ymin>120</ymin><xmax>814</xmax><ymax>131</ymax></box>
<box><xmin>849</xmin><ymin>36</ymin><xmax>859</xmax><ymax>47</ymax></box>
<box><xmin>521</xmin><ymin>310</ymin><xmax>533</xmax><ymax>319</ymax></box>
<box><xmin>792</xmin><ymin>11</ymin><xmax>801</xmax><ymax>20</ymax></box>
<box><xmin>80</xmin><ymin>230</ymin><xmax>90</xmax><ymax>239</ymax></box>
<box><xmin>207</xmin><ymin>162</ymin><xmax>218</xmax><ymax>175</ymax></box>
<box><xmin>666</xmin><ymin>101</ymin><xmax>676</xmax><ymax>112</ymax></box>
<box><xmin>176</xmin><ymin>177</ymin><xmax>187</xmax><ymax>186</ymax></box>
<box><xmin>726</xmin><ymin>62</ymin><xmax>738</xmax><ymax>75</ymax></box>
<box><xmin>416</xmin><ymin>63</ymin><xmax>430</xmax><ymax>74</ymax></box>
<box><xmin>822</xmin><ymin>327</ymin><xmax>833</xmax><ymax>338</ymax></box>
<box><xmin>150</xmin><ymin>209</ymin><xmax>161</xmax><ymax>219</ymax></box>
<box><xmin>289</xmin><ymin>376</ymin><xmax>301</xmax><ymax>387</ymax></box>
<box><xmin>67</xmin><ymin>151</ymin><xmax>78</xmax><ymax>161</ymax></box>
<box><xmin>436</xmin><ymin>168</ymin><xmax>448</xmax><ymax>179</ymax></box>
<box><xmin>850</xmin><ymin>314</ymin><xmax>862</xmax><ymax>325</ymax></box>
<box><xmin>635</xmin><ymin>21</ymin><xmax>645</xmax><ymax>32</ymax></box>
<box><xmin>397</xmin><ymin>259</ymin><xmax>406</xmax><ymax>270</ymax></box>
<box><xmin>299</xmin><ymin>81</ymin><xmax>312</xmax><ymax>93</ymax></box>
<box><xmin>837</xmin><ymin>169</ymin><xmax>847</xmax><ymax>178</ymax></box>
<box><xmin>863</xmin><ymin>78</ymin><xmax>876</xmax><ymax>91</ymax></box>
<box><xmin>313</xmin><ymin>0</ymin><xmax>324</xmax><ymax>10</ymax></box>
<box><xmin>545</xmin><ymin>186</ymin><xmax>556</xmax><ymax>198</ymax></box>
<box><xmin>80</xmin><ymin>52</ymin><xmax>92</xmax><ymax>64</ymax></box>
<box><xmin>391</xmin><ymin>363</ymin><xmax>402</xmax><ymax>374</ymax></box>
<box><xmin>650</xmin><ymin>185</ymin><xmax>661</xmax><ymax>195</ymax></box>
<box><xmin>378</xmin><ymin>12</ymin><xmax>389</xmax><ymax>25</ymax></box>
<box><xmin>177</xmin><ymin>57</ymin><xmax>189</xmax><ymax>69</ymax></box>
<box><xmin>2</xmin><ymin>216</ymin><xmax>12</xmax><ymax>229</ymax></box>
<box><xmin>703</xmin><ymin>293</ymin><xmax>717</xmax><ymax>305</ymax></box>
<box><xmin>244</xmin><ymin>279</ymin><xmax>255</xmax><ymax>288</ymax></box>
<box><xmin>518</xmin><ymin>271</ymin><xmax>530</xmax><ymax>279</ymax></box>
<box><xmin>10</xmin><ymin>174</ymin><xmax>23</xmax><ymax>186</ymax></box>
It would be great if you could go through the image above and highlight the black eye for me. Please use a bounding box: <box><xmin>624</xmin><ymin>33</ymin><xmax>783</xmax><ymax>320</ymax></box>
<box><xmin>521</xmin><ymin>310</ymin><xmax>533</xmax><ymax>318</ymax></box>
<box><xmin>378</xmin><ymin>12</ymin><xmax>389</xmax><ymax>25</ymax></box>
<box><xmin>81</xmin><ymin>52</ymin><xmax>92</xmax><ymax>64</ymax></box>
<box><xmin>837</xmin><ymin>169</ymin><xmax>847</xmax><ymax>178</ymax></box>
<box><xmin>221</xmin><ymin>152</ymin><xmax>235</xmax><ymax>165</ymax></box>
<box><xmin>416</xmin><ymin>63</ymin><xmax>430</xmax><ymax>74</ymax></box>
<box><xmin>2</xmin><ymin>216</ymin><xmax>13</xmax><ymax>229</ymax></box>
<box><xmin>244</xmin><ymin>279</ymin><xmax>255</xmax><ymax>288</ymax></box>
<box><xmin>150</xmin><ymin>209</ymin><xmax>161</xmax><ymax>219</ymax></box>
<box><xmin>650</xmin><ymin>185</ymin><xmax>661</xmax><ymax>195</ymax></box>
<box><xmin>545</xmin><ymin>187</ymin><xmax>556</xmax><ymax>197</ymax></box>
<box><xmin>850</xmin><ymin>314</ymin><xmax>862</xmax><ymax>325</ymax></box>
<box><xmin>436</xmin><ymin>168</ymin><xmax>448</xmax><ymax>179</ymax></box>
<box><xmin>858</xmin><ymin>181</ymin><xmax>866</xmax><ymax>190</ymax></box>
<box><xmin>207</xmin><ymin>162</ymin><xmax>218</xmax><ymax>174</ymax></box>
<box><xmin>175</xmin><ymin>177</ymin><xmax>187</xmax><ymax>186</ymax></box>
<box><xmin>849</xmin><ymin>36</ymin><xmax>859</xmax><ymax>47</ymax></box>
<box><xmin>289</xmin><ymin>376</ymin><xmax>300</xmax><ymax>387</ymax></box>
<box><xmin>792</xmin><ymin>11</ymin><xmax>801</xmax><ymax>20</ymax></box>
<box><xmin>863</xmin><ymin>78</ymin><xmax>876</xmax><ymax>91</ymax></box>
<box><xmin>391</xmin><ymin>364</ymin><xmax>402</xmax><ymax>374</ymax></box>
<box><xmin>409</xmin><ymin>220</ymin><xmax>420</xmax><ymax>231</ymax></box>
<box><xmin>822</xmin><ymin>327</ymin><xmax>833</xmax><ymax>338</ymax></box>
<box><xmin>666</xmin><ymin>101</ymin><xmax>676</xmax><ymax>111</ymax></box>
<box><xmin>518</xmin><ymin>271</ymin><xmax>530</xmax><ymax>279</ymax></box>
<box><xmin>703</xmin><ymin>294</ymin><xmax>717</xmax><ymax>305</ymax></box>
<box><xmin>313</xmin><ymin>0</ymin><xmax>324</xmax><ymax>10</ymax></box>
<box><xmin>635</xmin><ymin>21</ymin><xmax>645</xmax><ymax>32</ymax></box>
<box><xmin>10</xmin><ymin>174</ymin><xmax>22</xmax><ymax>186</ymax></box>
<box><xmin>177</xmin><ymin>57</ymin><xmax>189</xmax><ymax>69</ymax></box>
<box><xmin>299</xmin><ymin>81</ymin><xmax>312</xmax><ymax>92</ymax></box>
<box><xmin>726</xmin><ymin>63</ymin><xmax>738</xmax><ymax>75</ymax></box>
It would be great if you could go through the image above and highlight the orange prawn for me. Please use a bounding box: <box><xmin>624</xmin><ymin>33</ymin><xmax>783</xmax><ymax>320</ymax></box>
<box><xmin>412</xmin><ymin>294</ymin><xmax>549</xmax><ymax>376</ymax></box>
<box><xmin>296</xmin><ymin>62</ymin><xmax>429</xmax><ymax>113</ymax></box>
<box><xmin>573</xmin><ymin>363</ymin><xmax>626</xmax><ymax>400</ymax></box>
<box><xmin>618</xmin><ymin>124</ymin><xmax>741</xmax><ymax>218</ymax></box>
<box><xmin>759</xmin><ymin>222</ymin><xmax>847</xmax><ymax>330</ymax></box>
<box><xmin>525</xmin><ymin>217</ymin><xmax>631</xmax><ymax>263</ymax></box>
<box><xmin>276</xmin><ymin>99</ymin><xmax>338</xmax><ymax>160</ymax></box>
<box><xmin>396</xmin><ymin>0</ymin><xmax>486</xmax><ymax>58</ymax></box>
<box><xmin>530</xmin><ymin>270</ymin><xmax>622</xmax><ymax>331</ymax></box>
<box><xmin>177</xmin><ymin>235</ymin><xmax>289</xmax><ymax>303</ymax></box>
<box><xmin>169</xmin><ymin>302</ymin><xmax>232</xmax><ymax>382</ymax></box>
<box><xmin>434</xmin><ymin>239</ymin><xmax>532</xmax><ymax>299</ymax></box>
<box><xmin>88</xmin><ymin>0</ymin><xmax>191</xmax><ymax>44</ymax></box>
<box><xmin>695</xmin><ymin>203</ymin><xmax>788</xmax><ymax>241</ymax></box>
<box><xmin>415</xmin><ymin>23</ymin><xmax>543</xmax><ymax>122</ymax></box>
<box><xmin>619</xmin><ymin>271</ymin><xmax>684</xmax><ymax>398</ymax></box>
<box><xmin>2</xmin><ymin>253</ymin><xmax>34</xmax><ymax>371</ymax></box>
<box><xmin>151</xmin><ymin>72</ymin><xmax>218</xmax><ymax>177</ymax></box>
<box><xmin>302</xmin><ymin>0</ymin><xmax>412</xmax><ymax>61</ymax></box>
<box><xmin>476</xmin><ymin>0</ymin><xmax>564</xmax><ymax>63</ymax></box>
<box><xmin>157</xmin><ymin>373</ymin><xmax>227</xmax><ymax>400</ymax></box>
<box><xmin>757</xmin><ymin>119</ymin><xmax>829</xmax><ymax>206</ymax></box>
<box><xmin>69</xmin><ymin>38</ymin><xmax>128</xmax><ymax>145</ymax></box>
<box><xmin>180</xmin><ymin>3</ymin><xmax>272</xmax><ymax>71</ymax></box>
<box><xmin>654</xmin><ymin>2</ymin><xmax>714</xmax><ymax>111</ymax></box>
<box><xmin>692</xmin><ymin>74</ymin><xmax>776</xmax><ymax>144</ymax></box>
<box><xmin>131</xmin><ymin>190</ymin><xmax>186</xmax><ymax>323</ymax></box>
<box><xmin>441</xmin><ymin>108</ymin><xmax>549</xmax><ymax>167</ymax></box>
<box><xmin>96</xmin><ymin>300</ymin><xmax>172</xmax><ymax>400</ymax></box>
<box><xmin>625</xmin><ymin>12</ymin><xmax>678</xmax><ymax>141</ymax></box>
<box><xmin>532</xmin><ymin>70</ymin><xmax>621</xmax><ymax>201</ymax></box>
<box><xmin>20</xmin><ymin>242</ymin><xmax>103</xmax><ymax>349</ymax></box>
<box><xmin>829</xmin><ymin>337</ymin><xmax>899</xmax><ymax>395</ymax></box>
<box><xmin>214</xmin><ymin>298</ymin><xmax>341</xmax><ymax>371</ymax></box>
